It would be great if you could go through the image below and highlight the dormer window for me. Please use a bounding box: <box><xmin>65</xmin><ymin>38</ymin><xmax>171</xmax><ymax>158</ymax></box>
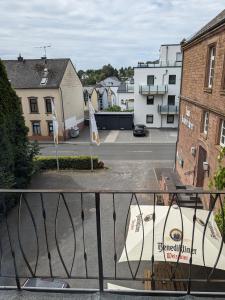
<box><xmin>40</xmin><ymin>78</ymin><xmax>48</xmax><ymax>85</ymax></box>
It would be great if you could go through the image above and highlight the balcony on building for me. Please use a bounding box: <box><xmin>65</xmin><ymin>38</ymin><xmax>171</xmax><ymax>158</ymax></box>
<box><xmin>117</xmin><ymin>83</ymin><xmax>134</xmax><ymax>93</ymax></box>
<box><xmin>158</xmin><ymin>104</ymin><xmax>179</xmax><ymax>114</ymax></box>
<box><xmin>139</xmin><ymin>85</ymin><xmax>168</xmax><ymax>95</ymax></box>
<box><xmin>137</xmin><ymin>60</ymin><xmax>182</xmax><ymax>68</ymax></box>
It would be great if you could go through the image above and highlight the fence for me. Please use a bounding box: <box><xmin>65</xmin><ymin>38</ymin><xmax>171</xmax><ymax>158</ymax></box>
<box><xmin>0</xmin><ymin>189</ymin><xmax>224</xmax><ymax>296</ymax></box>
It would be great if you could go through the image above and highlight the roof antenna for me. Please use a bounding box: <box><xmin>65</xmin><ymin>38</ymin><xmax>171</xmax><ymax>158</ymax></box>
<box><xmin>34</xmin><ymin>45</ymin><xmax>51</xmax><ymax>59</ymax></box>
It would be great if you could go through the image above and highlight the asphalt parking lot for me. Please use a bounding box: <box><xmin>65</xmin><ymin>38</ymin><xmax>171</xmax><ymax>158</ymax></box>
<box><xmin>66</xmin><ymin>127</ymin><xmax>177</xmax><ymax>144</ymax></box>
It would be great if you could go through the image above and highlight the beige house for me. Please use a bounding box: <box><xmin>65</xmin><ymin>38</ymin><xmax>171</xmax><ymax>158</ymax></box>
<box><xmin>83</xmin><ymin>87</ymin><xmax>99</xmax><ymax>115</ymax></box>
<box><xmin>3</xmin><ymin>57</ymin><xmax>84</xmax><ymax>141</ymax></box>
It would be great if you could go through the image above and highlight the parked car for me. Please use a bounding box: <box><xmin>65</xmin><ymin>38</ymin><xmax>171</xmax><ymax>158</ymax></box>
<box><xmin>23</xmin><ymin>278</ymin><xmax>70</xmax><ymax>288</ymax></box>
<box><xmin>133</xmin><ymin>124</ymin><xmax>146</xmax><ymax>137</ymax></box>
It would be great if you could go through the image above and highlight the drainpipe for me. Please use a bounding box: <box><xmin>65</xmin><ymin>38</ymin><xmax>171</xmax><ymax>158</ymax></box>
<box><xmin>59</xmin><ymin>86</ymin><xmax>66</xmax><ymax>140</ymax></box>
<box><xmin>174</xmin><ymin>47</ymin><xmax>184</xmax><ymax>172</ymax></box>
<box><xmin>166</xmin><ymin>45</ymin><xmax>169</xmax><ymax>66</ymax></box>
<box><xmin>161</xmin><ymin>70</ymin><xmax>168</xmax><ymax>128</ymax></box>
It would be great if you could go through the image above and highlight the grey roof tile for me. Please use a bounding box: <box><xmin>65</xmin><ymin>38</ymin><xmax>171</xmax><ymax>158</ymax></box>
<box><xmin>2</xmin><ymin>58</ymin><xmax>70</xmax><ymax>89</ymax></box>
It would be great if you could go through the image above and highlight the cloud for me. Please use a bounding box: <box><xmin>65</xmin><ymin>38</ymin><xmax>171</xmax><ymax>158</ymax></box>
<box><xmin>0</xmin><ymin>0</ymin><xmax>224</xmax><ymax>69</ymax></box>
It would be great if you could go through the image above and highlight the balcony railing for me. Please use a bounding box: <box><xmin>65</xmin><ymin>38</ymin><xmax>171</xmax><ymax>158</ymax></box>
<box><xmin>158</xmin><ymin>105</ymin><xmax>179</xmax><ymax>114</ymax></box>
<box><xmin>117</xmin><ymin>84</ymin><xmax>134</xmax><ymax>93</ymax></box>
<box><xmin>137</xmin><ymin>61</ymin><xmax>182</xmax><ymax>68</ymax></box>
<box><xmin>139</xmin><ymin>85</ymin><xmax>168</xmax><ymax>95</ymax></box>
<box><xmin>0</xmin><ymin>189</ymin><xmax>224</xmax><ymax>297</ymax></box>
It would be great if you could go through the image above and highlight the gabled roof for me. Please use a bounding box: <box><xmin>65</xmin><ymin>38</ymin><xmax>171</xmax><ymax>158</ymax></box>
<box><xmin>186</xmin><ymin>9</ymin><xmax>225</xmax><ymax>44</ymax></box>
<box><xmin>2</xmin><ymin>58</ymin><xmax>70</xmax><ymax>89</ymax></box>
<box><xmin>98</xmin><ymin>76</ymin><xmax>121</xmax><ymax>87</ymax></box>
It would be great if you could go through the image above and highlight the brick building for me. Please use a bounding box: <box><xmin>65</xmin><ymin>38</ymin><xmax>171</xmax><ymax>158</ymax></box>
<box><xmin>176</xmin><ymin>10</ymin><xmax>225</xmax><ymax>199</ymax></box>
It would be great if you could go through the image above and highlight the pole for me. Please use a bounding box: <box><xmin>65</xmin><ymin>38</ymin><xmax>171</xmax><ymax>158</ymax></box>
<box><xmin>89</xmin><ymin>109</ymin><xmax>94</xmax><ymax>172</ymax></box>
<box><xmin>90</xmin><ymin>142</ymin><xmax>94</xmax><ymax>172</ymax></box>
<box><xmin>55</xmin><ymin>142</ymin><xmax>59</xmax><ymax>172</ymax></box>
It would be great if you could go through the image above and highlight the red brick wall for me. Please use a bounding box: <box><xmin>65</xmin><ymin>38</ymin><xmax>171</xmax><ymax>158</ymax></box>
<box><xmin>176</xmin><ymin>25</ymin><xmax>225</xmax><ymax>197</ymax></box>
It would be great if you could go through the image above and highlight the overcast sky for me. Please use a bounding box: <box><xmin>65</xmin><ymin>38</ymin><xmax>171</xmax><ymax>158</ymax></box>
<box><xmin>0</xmin><ymin>0</ymin><xmax>224</xmax><ymax>70</ymax></box>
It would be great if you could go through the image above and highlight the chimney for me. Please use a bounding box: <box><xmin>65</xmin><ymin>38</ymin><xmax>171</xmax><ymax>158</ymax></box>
<box><xmin>18</xmin><ymin>53</ymin><xmax>23</xmax><ymax>62</ymax></box>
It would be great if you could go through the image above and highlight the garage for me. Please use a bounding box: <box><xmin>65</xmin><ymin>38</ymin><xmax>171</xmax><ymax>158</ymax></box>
<box><xmin>95</xmin><ymin>112</ymin><xmax>134</xmax><ymax>130</ymax></box>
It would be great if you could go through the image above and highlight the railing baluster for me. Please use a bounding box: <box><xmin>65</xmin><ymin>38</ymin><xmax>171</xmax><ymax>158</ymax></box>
<box><xmin>4</xmin><ymin>195</ymin><xmax>21</xmax><ymax>290</ymax></box>
<box><xmin>187</xmin><ymin>193</ymin><xmax>198</xmax><ymax>294</ymax></box>
<box><xmin>112</xmin><ymin>193</ymin><xmax>117</xmax><ymax>279</ymax></box>
<box><xmin>81</xmin><ymin>193</ymin><xmax>88</xmax><ymax>278</ymax></box>
<box><xmin>151</xmin><ymin>193</ymin><xmax>156</xmax><ymax>290</ymax></box>
<box><xmin>40</xmin><ymin>192</ymin><xmax>53</xmax><ymax>277</ymax></box>
<box><xmin>95</xmin><ymin>192</ymin><xmax>104</xmax><ymax>292</ymax></box>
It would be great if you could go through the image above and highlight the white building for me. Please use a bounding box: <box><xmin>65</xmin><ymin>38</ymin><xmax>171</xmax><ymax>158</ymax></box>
<box><xmin>98</xmin><ymin>76</ymin><xmax>121</xmax><ymax>107</ymax></box>
<box><xmin>117</xmin><ymin>78</ymin><xmax>134</xmax><ymax>111</ymax></box>
<box><xmin>134</xmin><ymin>44</ymin><xmax>182</xmax><ymax>128</ymax></box>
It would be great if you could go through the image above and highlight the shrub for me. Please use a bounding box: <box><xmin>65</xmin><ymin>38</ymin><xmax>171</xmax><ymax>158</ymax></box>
<box><xmin>35</xmin><ymin>156</ymin><xmax>103</xmax><ymax>170</ymax></box>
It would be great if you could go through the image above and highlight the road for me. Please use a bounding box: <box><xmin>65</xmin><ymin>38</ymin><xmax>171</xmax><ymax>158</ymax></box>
<box><xmin>40</xmin><ymin>143</ymin><xmax>176</xmax><ymax>161</ymax></box>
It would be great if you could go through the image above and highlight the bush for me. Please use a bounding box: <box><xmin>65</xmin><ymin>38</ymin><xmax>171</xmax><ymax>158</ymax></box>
<box><xmin>105</xmin><ymin>105</ymin><xmax>121</xmax><ymax>112</ymax></box>
<box><xmin>35</xmin><ymin>156</ymin><xmax>104</xmax><ymax>170</ymax></box>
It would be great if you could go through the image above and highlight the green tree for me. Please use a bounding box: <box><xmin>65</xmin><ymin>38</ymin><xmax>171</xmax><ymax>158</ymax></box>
<box><xmin>210</xmin><ymin>147</ymin><xmax>225</xmax><ymax>239</ymax></box>
<box><xmin>0</xmin><ymin>60</ymin><xmax>39</xmax><ymax>189</ymax></box>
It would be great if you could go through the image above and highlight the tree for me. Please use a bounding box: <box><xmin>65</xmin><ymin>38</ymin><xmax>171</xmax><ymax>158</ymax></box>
<box><xmin>210</xmin><ymin>147</ymin><xmax>225</xmax><ymax>239</ymax></box>
<box><xmin>0</xmin><ymin>60</ymin><xmax>39</xmax><ymax>189</ymax></box>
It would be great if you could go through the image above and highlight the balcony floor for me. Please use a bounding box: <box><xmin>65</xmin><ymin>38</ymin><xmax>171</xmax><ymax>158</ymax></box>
<box><xmin>0</xmin><ymin>291</ymin><xmax>225</xmax><ymax>300</ymax></box>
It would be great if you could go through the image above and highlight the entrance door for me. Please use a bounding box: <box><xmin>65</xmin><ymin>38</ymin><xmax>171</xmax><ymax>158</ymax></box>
<box><xmin>196</xmin><ymin>146</ymin><xmax>207</xmax><ymax>187</ymax></box>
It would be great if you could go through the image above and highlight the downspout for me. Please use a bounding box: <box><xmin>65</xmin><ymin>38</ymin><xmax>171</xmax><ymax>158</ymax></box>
<box><xmin>59</xmin><ymin>86</ymin><xmax>66</xmax><ymax>140</ymax></box>
<box><xmin>174</xmin><ymin>47</ymin><xmax>184</xmax><ymax>172</ymax></box>
<box><xmin>161</xmin><ymin>70</ymin><xmax>168</xmax><ymax>128</ymax></box>
<box><xmin>166</xmin><ymin>45</ymin><xmax>169</xmax><ymax>66</ymax></box>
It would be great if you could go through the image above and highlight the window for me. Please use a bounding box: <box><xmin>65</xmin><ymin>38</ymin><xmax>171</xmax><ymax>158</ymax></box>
<box><xmin>176</xmin><ymin>52</ymin><xmax>182</xmax><ymax>62</ymax></box>
<box><xmin>147</xmin><ymin>75</ymin><xmax>154</xmax><ymax>85</ymax></box>
<box><xmin>147</xmin><ymin>95</ymin><xmax>154</xmax><ymax>105</ymax></box>
<box><xmin>47</xmin><ymin>121</ymin><xmax>53</xmax><ymax>136</ymax></box>
<box><xmin>45</xmin><ymin>98</ymin><xmax>52</xmax><ymax>113</ymax></box>
<box><xmin>99</xmin><ymin>94</ymin><xmax>103</xmax><ymax>110</ymax></box>
<box><xmin>167</xmin><ymin>115</ymin><xmax>174</xmax><ymax>124</ymax></box>
<box><xmin>220</xmin><ymin>120</ymin><xmax>225</xmax><ymax>146</ymax></box>
<box><xmin>40</xmin><ymin>78</ymin><xmax>48</xmax><ymax>86</ymax></box>
<box><xmin>203</xmin><ymin>112</ymin><xmax>209</xmax><ymax>134</ymax></box>
<box><xmin>168</xmin><ymin>95</ymin><xmax>175</xmax><ymax>105</ymax></box>
<box><xmin>29</xmin><ymin>97</ymin><xmax>38</xmax><ymax>113</ymax></box>
<box><xmin>32</xmin><ymin>121</ymin><xmax>41</xmax><ymax>135</ymax></box>
<box><xmin>146</xmin><ymin>114</ymin><xmax>154</xmax><ymax>124</ymax></box>
<box><xmin>206</xmin><ymin>45</ymin><xmax>216</xmax><ymax>88</ymax></box>
<box><xmin>169</xmin><ymin>75</ymin><xmax>176</xmax><ymax>84</ymax></box>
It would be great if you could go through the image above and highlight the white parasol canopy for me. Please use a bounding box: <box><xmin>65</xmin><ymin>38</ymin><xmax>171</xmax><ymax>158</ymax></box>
<box><xmin>119</xmin><ymin>205</ymin><xmax>225</xmax><ymax>270</ymax></box>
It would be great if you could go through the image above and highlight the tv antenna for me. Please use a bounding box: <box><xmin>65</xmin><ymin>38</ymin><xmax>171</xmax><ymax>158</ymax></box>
<box><xmin>34</xmin><ymin>45</ymin><xmax>51</xmax><ymax>58</ymax></box>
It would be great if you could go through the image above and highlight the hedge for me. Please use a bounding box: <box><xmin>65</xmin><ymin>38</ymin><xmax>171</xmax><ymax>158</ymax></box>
<box><xmin>35</xmin><ymin>156</ymin><xmax>103</xmax><ymax>170</ymax></box>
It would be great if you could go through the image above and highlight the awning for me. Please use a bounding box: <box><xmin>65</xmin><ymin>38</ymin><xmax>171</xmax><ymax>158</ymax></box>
<box><xmin>119</xmin><ymin>205</ymin><xmax>225</xmax><ymax>270</ymax></box>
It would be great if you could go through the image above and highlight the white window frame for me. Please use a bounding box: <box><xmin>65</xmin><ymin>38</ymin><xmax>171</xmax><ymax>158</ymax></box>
<box><xmin>203</xmin><ymin>112</ymin><xmax>209</xmax><ymax>134</ymax></box>
<box><xmin>220</xmin><ymin>120</ymin><xmax>225</xmax><ymax>147</ymax></box>
<box><xmin>146</xmin><ymin>114</ymin><xmax>154</xmax><ymax>124</ymax></box>
<box><xmin>208</xmin><ymin>47</ymin><xmax>215</xmax><ymax>88</ymax></box>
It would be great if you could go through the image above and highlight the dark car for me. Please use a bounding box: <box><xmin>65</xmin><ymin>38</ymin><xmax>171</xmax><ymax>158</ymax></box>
<box><xmin>133</xmin><ymin>124</ymin><xmax>146</xmax><ymax>137</ymax></box>
<box><xmin>23</xmin><ymin>278</ymin><xmax>70</xmax><ymax>289</ymax></box>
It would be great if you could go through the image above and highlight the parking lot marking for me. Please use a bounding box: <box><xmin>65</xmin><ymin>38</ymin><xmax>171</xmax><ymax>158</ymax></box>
<box><xmin>127</xmin><ymin>150</ymin><xmax>153</xmax><ymax>153</ymax></box>
<box><xmin>104</xmin><ymin>130</ymin><xmax>119</xmax><ymax>143</ymax></box>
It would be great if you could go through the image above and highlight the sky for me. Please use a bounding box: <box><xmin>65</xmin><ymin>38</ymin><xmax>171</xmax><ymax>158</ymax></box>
<box><xmin>0</xmin><ymin>0</ymin><xmax>224</xmax><ymax>70</ymax></box>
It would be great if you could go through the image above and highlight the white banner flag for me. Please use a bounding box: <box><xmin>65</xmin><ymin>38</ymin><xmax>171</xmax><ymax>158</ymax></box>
<box><xmin>88</xmin><ymin>100</ymin><xmax>100</xmax><ymax>146</ymax></box>
<box><xmin>51</xmin><ymin>99</ymin><xmax>59</xmax><ymax>144</ymax></box>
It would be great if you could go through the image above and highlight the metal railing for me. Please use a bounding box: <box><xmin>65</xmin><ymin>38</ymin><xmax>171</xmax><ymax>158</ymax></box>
<box><xmin>158</xmin><ymin>105</ymin><xmax>179</xmax><ymax>114</ymax></box>
<box><xmin>139</xmin><ymin>85</ymin><xmax>168</xmax><ymax>95</ymax></box>
<box><xmin>137</xmin><ymin>61</ymin><xmax>182</xmax><ymax>68</ymax></box>
<box><xmin>117</xmin><ymin>84</ymin><xmax>134</xmax><ymax>93</ymax></box>
<box><xmin>0</xmin><ymin>189</ymin><xmax>224</xmax><ymax>296</ymax></box>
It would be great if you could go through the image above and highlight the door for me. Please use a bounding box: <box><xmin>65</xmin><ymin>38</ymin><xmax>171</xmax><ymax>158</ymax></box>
<box><xmin>196</xmin><ymin>146</ymin><xmax>207</xmax><ymax>187</ymax></box>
